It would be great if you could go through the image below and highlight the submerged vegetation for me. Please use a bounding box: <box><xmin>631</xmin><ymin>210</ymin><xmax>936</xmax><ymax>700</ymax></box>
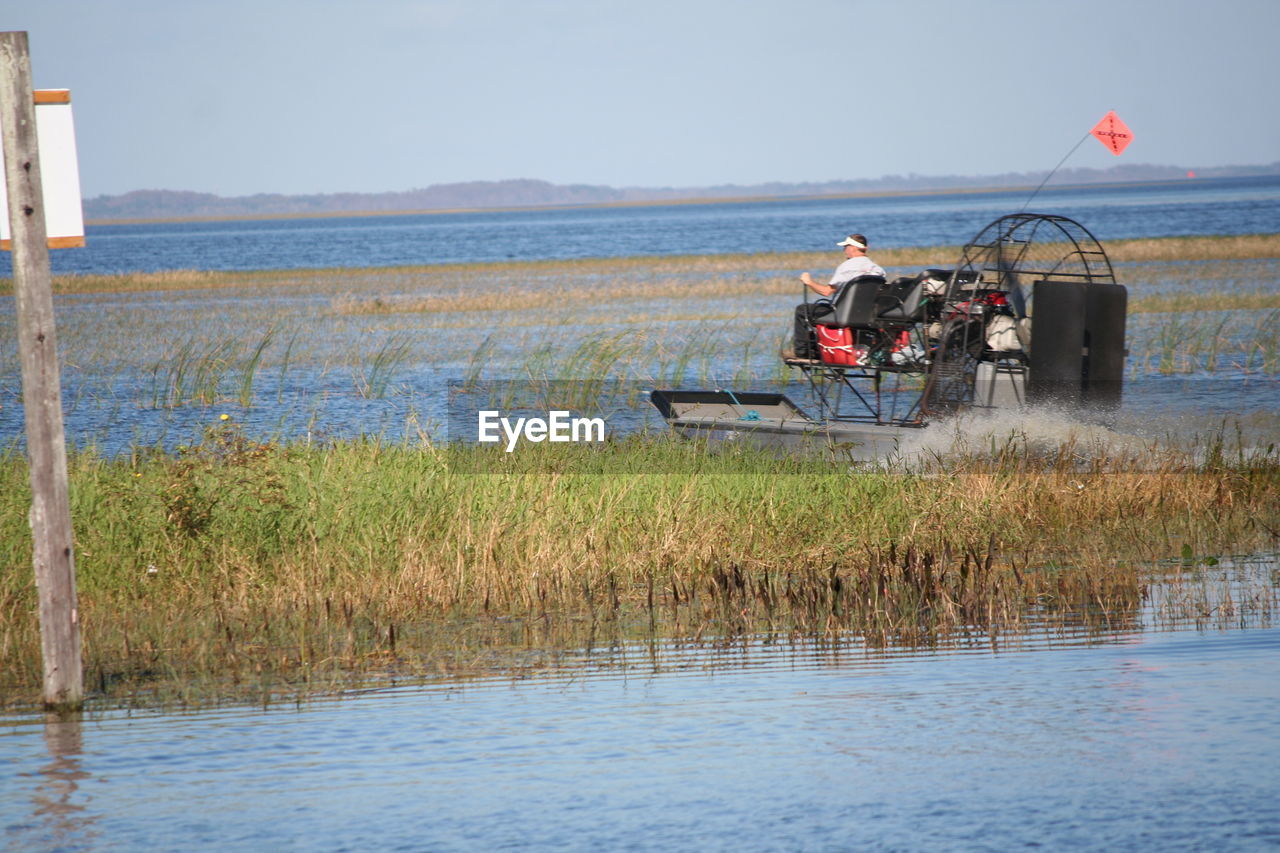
<box><xmin>1</xmin><ymin>233</ymin><xmax>1276</xmax><ymax>429</ymax></box>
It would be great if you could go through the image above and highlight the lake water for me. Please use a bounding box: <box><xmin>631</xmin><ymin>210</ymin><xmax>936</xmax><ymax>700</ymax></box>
<box><xmin>0</xmin><ymin>176</ymin><xmax>1277</xmax><ymax>456</ymax></box>
<box><xmin>3</xmin><ymin>182</ymin><xmax>1279</xmax><ymax>849</ymax></box>
<box><xmin>4</xmin><ymin>569</ymin><xmax>1278</xmax><ymax>851</ymax></box>
<box><xmin>3</xmin><ymin>176</ymin><xmax>1280</xmax><ymax>277</ymax></box>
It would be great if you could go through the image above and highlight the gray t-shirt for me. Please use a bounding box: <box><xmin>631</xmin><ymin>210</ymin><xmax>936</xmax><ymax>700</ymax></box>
<box><xmin>829</xmin><ymin>255</ymin><xmax>886</xmax><ymax>286</ymax></box>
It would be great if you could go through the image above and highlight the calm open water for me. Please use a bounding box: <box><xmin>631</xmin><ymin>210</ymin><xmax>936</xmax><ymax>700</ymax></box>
<box><xmin>3</xmin><ymin>176</ymin><xmax>1279</xmax><ymax>276</ymax></box>
<box><xmin>3</xmin><ymin>609</ymin><xmax>1278</xmax><ymax>851</ymax></box>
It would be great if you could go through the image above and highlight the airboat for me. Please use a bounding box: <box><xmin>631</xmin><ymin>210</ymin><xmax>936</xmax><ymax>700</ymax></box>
<box><xmin>650</xmin><ymin>213</ymin><xmax>1128</xmax><ymax>455</ymax></box>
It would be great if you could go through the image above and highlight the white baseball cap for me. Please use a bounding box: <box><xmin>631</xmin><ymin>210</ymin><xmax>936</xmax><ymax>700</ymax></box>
<box><xmin>836</xmin><ymin>235</ymin><xmax>867</xmax><ymax>249</ymax></box>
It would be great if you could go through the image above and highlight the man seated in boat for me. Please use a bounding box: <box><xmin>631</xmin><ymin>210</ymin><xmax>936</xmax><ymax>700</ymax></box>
<box><xmin>786</xmin><ymin>233</ymin><xmax>885</xmax><ymax>360</ymax></box>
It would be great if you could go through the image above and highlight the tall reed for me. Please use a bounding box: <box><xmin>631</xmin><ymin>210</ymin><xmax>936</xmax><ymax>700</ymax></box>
<box><xmin>238</xmin><ymin>325</ymin><xmax>276</xmax><ymax>407</ymax></box>
<box><xmin>148</xmin><ymin>338</ymin><xmax>238</xmax><ymax>407</ymax></box>
<box><xmin>353</xmin><ymin>332</ymin><xmax>414</xmax><ymax>398</ymax></box>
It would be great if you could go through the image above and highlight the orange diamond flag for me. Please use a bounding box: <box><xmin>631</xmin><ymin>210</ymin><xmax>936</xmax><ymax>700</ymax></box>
<box><xmin>1091</xmin><ymin>111</ymin><xmax>1133</xmax><ymax>155</ymax></box>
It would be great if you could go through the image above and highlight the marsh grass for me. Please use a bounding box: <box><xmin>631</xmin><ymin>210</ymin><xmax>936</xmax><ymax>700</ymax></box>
<box><xmin>1133</xmin><ymin>308</ymin><xmax>1280</xmax><ymax>374</ymax></box>
<box><xmin>275</xmin><ymin>329</ymin><xmax>299</xmax><ymax>403</ymax></box>
<box><xmin>1148</xmin><ymin>555</ymin><xmax>1280</xmax><ymax>631</ymax></box>
<box><xmin>2</xmin><ymin>235</ymin><xmax>1278</xmax><ymax>708</ymax></box>
<box><xmin>5</xmin><ymin>232</ymin><xmax>1274</xmax><ymax>298</ymax></box>
<box><xmin>146</xmin><ymin>328</ymin><xmax>285</xmax><ymax>407</ymax></box>
<box><xmin>330</xmin><ymin>274</ymin><xmax>795</xmax><ymax>316</ymax></box>
<box><xmin>4</xmin><ymin>236</ymin><xmax>1274</xmax><ymax>424</ymax></box>
<box><xmin>1</xmin><ymin>422</ymin><xmax>1277</xmax><ymax>709</ymax></box>
<box><xmin>1129</xmin><ymin>291</ymin><xmax>1280</xmax><ymax>314</ymax></box>
<box><xmin>148</xmin><ymin>338</ymin><xmax>238</xmax><ymax>407</ymax></box>
<box><xmin>353</xmin><ymin>332</ymin><xmax>414</xmax><ymax>398</ymax></box>
<box><xmin>1106</xmin><ymin>233</ymin><xmax>1280</xmax><ymax>262</ymax></box>
<box><xmin>240</xmin><ymin>326</ymin><xmax>276</xmax><ymax>406</ymax></box>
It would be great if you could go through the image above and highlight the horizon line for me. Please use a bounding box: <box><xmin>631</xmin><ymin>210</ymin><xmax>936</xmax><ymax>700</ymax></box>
<box><xmin>82</xmin><ymin>173</ymin><xmax>1267</xmax><ymax>227</ymax></box>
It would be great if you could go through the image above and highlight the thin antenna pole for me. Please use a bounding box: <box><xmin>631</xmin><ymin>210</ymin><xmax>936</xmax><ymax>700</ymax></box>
<box><xmin>1019</xmin><ymin>131</ymin><xmax>1091</xmax><ymax>213</ymax></box>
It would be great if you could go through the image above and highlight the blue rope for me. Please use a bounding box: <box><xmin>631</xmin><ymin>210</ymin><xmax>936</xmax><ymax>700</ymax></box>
<box><xmin>724</xmin><ymin>389</ymin><xmax>761</xmax><ymax>421</ymax></box>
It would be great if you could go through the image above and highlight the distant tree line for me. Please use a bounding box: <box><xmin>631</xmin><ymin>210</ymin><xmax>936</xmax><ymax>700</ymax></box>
<box><xmin>83</xmin><ymin>162</ymin><xmax>1280</xmax><ymax>221</ymax></box>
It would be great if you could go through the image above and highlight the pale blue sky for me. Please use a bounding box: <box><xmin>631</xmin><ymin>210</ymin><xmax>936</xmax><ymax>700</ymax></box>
<box><xmin>8</xmin><ymin>0</ymin><xmax>1279</xmax><ymax>198</ymax></box>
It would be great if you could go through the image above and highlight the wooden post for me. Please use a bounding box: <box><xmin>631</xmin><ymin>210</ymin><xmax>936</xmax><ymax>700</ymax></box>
<box><xmin>1</xmin><ymin>31</ymin><xmax>82</xmax><ymax>709</ymax></box>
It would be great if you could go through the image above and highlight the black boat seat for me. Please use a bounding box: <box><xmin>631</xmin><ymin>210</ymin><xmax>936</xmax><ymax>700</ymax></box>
<box><xmin>876</xmin><ymin>276</ymin><xmax>926</xmax><ymax>323</ymax></box>
<box><xmin>823</xmin><ymin>274</ymin><xmax>927</xmax><ymax>329</ymax></box>
<box><xmin>827</xmin><ymin>275</ymin><xmax>886</xmax><ymax>329</ymax></box>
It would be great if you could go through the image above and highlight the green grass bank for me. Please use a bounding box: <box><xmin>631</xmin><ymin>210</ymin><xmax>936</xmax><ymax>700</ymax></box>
<box><xmin>3</xmin><ymin>424</ymin><xmax>1277</xmax><ymax>709</ymax></box>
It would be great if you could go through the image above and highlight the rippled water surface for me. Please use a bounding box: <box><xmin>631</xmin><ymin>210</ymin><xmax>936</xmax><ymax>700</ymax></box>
<box><xmin>3</xmin><ymin>176</ymin><xmax>1279</xmax><ymax>277</ymax></box>
<box><xmin>4</xmin><ymin>611</ymin><xmax>1279</xmax><ymax>851</ymax></box>
<box><xmin>1</xmin><ymin>177</ymin><xmax>1278</xmax><ymax>455</ymax></box>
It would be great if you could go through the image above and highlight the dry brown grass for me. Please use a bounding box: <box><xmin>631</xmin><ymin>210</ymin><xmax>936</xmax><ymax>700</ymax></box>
<box><xmin>1129</xmin><ymin>291</ymin><xmax>1280</xmax><ymax>314</ymax></box>
<box><xmin>1107</xmin><ymin>233</ymin><xmax>1280</xmax><ymax>262</ymax></box>
<box><xmin>5</xmin><ymin>232</ymin><xmax>1274</xmax><ymax>297</ymax></box>
<box><xmin>330</xmin><ymin>274</ymin><xmax>797</xmax><ymax>315</ymax></box>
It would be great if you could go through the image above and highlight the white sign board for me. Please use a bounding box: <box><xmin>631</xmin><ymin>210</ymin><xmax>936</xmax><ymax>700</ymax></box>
<box><xmin>1</xmin><ymin>89</ymin><xmax>84</xmax><ymax>249</ymax></box>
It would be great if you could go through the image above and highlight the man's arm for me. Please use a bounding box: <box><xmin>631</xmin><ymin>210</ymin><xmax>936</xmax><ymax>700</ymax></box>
<box><xmin>799</xmin><ymin>272</ymin><xmax>837</xmax><ymax>298</ymax></box>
